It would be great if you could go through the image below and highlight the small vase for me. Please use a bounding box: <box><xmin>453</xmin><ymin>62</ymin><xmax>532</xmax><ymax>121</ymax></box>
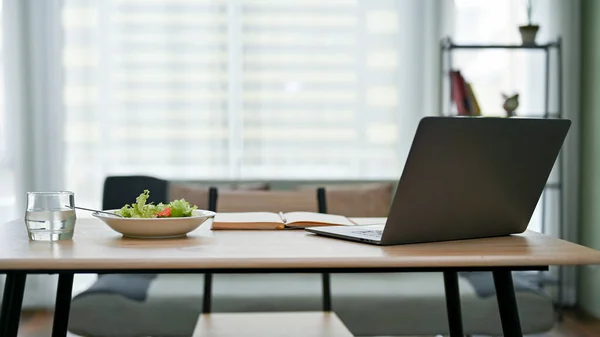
<box><xmin>519</xmin><ymin>25</ymin><xmax>539</xmax><ymax>45</ymax></box>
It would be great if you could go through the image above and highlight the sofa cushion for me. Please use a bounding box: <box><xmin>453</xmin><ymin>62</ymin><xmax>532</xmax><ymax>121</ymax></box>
<box><xmin>214</xmin><ymin>189</ymin><xmax>319</xmax><ymax>213</ymax></box>
<box><xmin>299</xmin><ymin>183</ymin><xmax>394</xmax><ymax>217</ymax></box>
<box><xmin>169</xmin><ymin>183</ymin><xmax>269</xmax><ymax>210</ymax></box>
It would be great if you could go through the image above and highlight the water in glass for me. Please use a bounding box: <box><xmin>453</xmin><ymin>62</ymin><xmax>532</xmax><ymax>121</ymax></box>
<box><xmin>25</xmin><ymin>192</ymin><xmax>77</xmax><ymax>241</ymax></box>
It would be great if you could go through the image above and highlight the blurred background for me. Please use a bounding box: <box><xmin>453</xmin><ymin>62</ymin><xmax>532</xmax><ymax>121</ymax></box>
<box><xmin>1</xmin><ymin>0</ymin><xmax>599</xmax><ymax>336</ymax></box>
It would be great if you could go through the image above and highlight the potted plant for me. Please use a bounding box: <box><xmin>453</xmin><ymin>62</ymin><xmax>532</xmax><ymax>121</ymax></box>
<box><xmin>519</xmin><ymin>0</ymin><xmax>539</xmax><ymax>45</ymax></box>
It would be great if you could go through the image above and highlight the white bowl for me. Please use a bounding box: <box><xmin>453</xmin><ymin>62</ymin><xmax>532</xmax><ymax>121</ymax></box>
<box><xmin>93</xmin><ymin>209</ymin><xmax>216</xmax><ymax>239</ymax></box>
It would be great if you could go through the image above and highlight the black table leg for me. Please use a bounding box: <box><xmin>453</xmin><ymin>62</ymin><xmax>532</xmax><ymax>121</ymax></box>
<box><xmin>0</xmin><ymin>274</ymin><xmax>14</xmax><ymax>334</ymax></box>
<box><xmin>52</xmin><ymin>273</ymin><xmax>74</xmax><ymax>337</ymax></box>
<box><xmin>493</xmin><ymin>269</ymin><xmax>523</xmax><ymax>337</ymax></box>
<box><xmin>443</xmin><ymin>271</ymin><xmax>464</xmax><ymax>337</ymax></box>
<box><xmin>203</xmin><ymin>273</ymin><xmax>212</xmax><ymax>314</ymax></box>
<box><xmin>322</xmin><ymin>273</ymin><xmax>332</xmax><ymax>311</ymax></box>
<box><xmin>0</xmin><ymin>272</ymin><xmax>27</xmax><ymax>337</ymax></box>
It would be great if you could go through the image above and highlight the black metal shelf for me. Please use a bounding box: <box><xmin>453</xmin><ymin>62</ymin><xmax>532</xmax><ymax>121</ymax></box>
<box><xmin>440</xmin><ymin>36</ymin><xmax>566</xmax><ymax>307</ymax></box>
<box><xmin>442</xmin><ymin>44</ymin><xmax>559</xmax><ymax>50</ymax></box>
<box><xmin>441</xmin><ymin>37</ymin><xmax>561</xmax><ymax>51</ymax></box>
<box><xmin>445</xmin><ymin>112</ymin><xmax>562</xmax><ymax>119</ymax></box>
<box><xmin>521</xmin><ymin>113</ymin><xmax>562</xmax><ymax>119</ymax></box>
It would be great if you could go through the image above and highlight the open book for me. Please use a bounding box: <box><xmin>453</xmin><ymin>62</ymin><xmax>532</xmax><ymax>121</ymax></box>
<box><xmin>211</xmin><ymin>211</ymin><xmax>355</xmax><ymax>230</ymax></box>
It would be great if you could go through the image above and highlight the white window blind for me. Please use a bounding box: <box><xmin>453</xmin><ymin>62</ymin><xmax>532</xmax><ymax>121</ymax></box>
<box><xmin>237</xmin><ymin>1</ymin><xmax>402</xmax><ymax>179</ymax></box>
<box><xmin>63</xmin><ymin>0</ymin><xmax>232</xmax><ymax>198</ymax></box>
<box><xmin>62</xmin><ymin>0</ymin><xmax>424</xmax><ymax>207</ymax></box>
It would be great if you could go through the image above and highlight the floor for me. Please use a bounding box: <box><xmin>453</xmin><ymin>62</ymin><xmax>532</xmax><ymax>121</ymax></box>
<box><xmin>15</xmin><ymin>308</ymin><xmax>600</xmax><ymax>337</ymax></box>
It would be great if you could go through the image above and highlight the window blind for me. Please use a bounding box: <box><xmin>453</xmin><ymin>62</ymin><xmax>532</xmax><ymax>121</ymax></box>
<box><xmin>62</xmin><ymin>0</ymin><xmax>408</xmax><ymax>205</ymax></box>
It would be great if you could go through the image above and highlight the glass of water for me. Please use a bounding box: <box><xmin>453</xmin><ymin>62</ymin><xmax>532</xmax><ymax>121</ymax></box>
<box><xmin>25</xmin><ymin>191</ymin><xmax>77</xmax><ymax>241</ymax></box>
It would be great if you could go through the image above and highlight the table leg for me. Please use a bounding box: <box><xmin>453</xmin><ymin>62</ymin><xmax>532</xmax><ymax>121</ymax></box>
<box><xmin>0</xmin><ymin>273</ymin><xmax>14</xmax><ymax>334</ymax></box>
<box><xmin>203</xmin><ymin>273</ymin><xmax>212</xmax><ymax>314</ymax></box>
<box><xmin>52</xmin><ymin>273</ymin><xmax>74</xmax><ymax>337</ymax></box>
<box><xmin>0</xmin><ymin>272</ymin><xmax>26</xmax><ymax>337</ymax></box>
<box><xmin>493</xmin><ymin>269</ymin><xmax>523</xmax><ymax>337</ymax></box>
<box><xmin>443</xmin><ymin>271</ymin><xmax>464</xmax><ymax>337</ymax></box>
<box><xmin>322</xmin><ymin>273</ymin><xmax>332</xmax><ymax>311</ymax></box>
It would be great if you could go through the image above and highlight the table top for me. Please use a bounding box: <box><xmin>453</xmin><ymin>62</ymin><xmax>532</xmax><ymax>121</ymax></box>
<box><xmin>1</xmin><ymin>217</ymin><xmax>600</xmax><ymax>271</ymax></box>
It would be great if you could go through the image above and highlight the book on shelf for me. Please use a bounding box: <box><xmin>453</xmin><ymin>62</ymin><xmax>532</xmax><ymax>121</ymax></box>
<box><xmin>211</xmin><ymin>211</ymin><xmax>356</xmax><ymax>230</ymax></box>
<box><xmin>450</xmin><ymin>70</ymin><xmax>481</xmax><ymax>116</ymax></box>
<box><xmin>450</xmin><ymin>70</ymin><xmax>471</xmax><ymax>115</ymax></box>
<box><xmin>465</xmin><ymin>82</ymin><xmax>481</xmax><ymax>116</ymax></box>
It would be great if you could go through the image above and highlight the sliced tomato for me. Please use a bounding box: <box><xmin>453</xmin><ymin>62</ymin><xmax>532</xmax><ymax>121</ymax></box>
<box><xmin>156</xmin><ymin>207</ymin><xmax>172</xmax><ymax>218</ymax></box>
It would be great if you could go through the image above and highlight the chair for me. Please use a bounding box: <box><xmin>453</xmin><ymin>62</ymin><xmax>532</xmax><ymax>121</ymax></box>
<box><xmin>202</xmin><ymin>187</ymin><xmax>331</xmax><ymax>312</ymax></box>
<box><xmin>102</xmin><ymin>175</ymin><xmax>169</xmax><ymax>210</ymax></box>
<box><xmin>102</xmin><ymin>176</ymin><xmax>221</xmax><ymax>319</ymax></box>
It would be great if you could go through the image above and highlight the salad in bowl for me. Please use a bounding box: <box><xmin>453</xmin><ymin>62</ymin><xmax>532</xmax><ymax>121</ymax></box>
<box><xmin>115</xmin><ymin>189</ymin><xmax>199</xmax><ymax>218</ymax></box>
<box><xmin>94</xmin><ymin>190</ymin><xmax>215</xmax><ymax>238</ymax></box>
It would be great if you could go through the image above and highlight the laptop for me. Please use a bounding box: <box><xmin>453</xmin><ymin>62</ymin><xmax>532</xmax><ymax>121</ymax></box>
<box><xmin>305</xmin><ymin>116</ymin><xmax>571</xmax><ymax>246</ymax></box>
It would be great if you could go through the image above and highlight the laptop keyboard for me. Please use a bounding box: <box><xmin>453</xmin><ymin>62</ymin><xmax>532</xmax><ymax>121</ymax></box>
<box><xmin>352</xmin><ymin>229</ymin><xmax>383</xmax><ymax>238</ymax></box>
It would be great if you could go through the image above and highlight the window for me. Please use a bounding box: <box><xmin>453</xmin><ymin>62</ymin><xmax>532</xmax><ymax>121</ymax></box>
<box><xmin>62</xmin><ymin>0</ymin><xmax>429</xmax><ymax>207</ymax></box>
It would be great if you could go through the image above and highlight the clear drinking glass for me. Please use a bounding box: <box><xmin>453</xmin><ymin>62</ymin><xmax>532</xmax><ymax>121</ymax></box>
<box><xmin>24</xmin><ymin>191</ymin><xmax>77</xmax><ymax>241</ymax></box>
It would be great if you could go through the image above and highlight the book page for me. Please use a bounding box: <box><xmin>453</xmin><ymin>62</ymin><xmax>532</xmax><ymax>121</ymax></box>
<box><xmin>214</xmin><ymin>212</ymin><xmax>283</xmax><ymax>223</ymax></box>
<box><xmin>283</xmin><ymin>212</ymin><xmax>355</xmax><ymax>227</ymax></box>
<box><xmin>212</xmin><ymin>212</ymin><xmax>284</xmax><ymax>230</ymax></box>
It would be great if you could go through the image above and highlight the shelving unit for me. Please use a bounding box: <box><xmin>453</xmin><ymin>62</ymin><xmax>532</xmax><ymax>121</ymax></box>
<box><xmin>440</xmin><ymin>36</ymin><xmax>563</xmax><ymax>120</ymax></box>
<box><xmin>439</xmin><ymin>36</ymin><xmax>566</xmax><ymax>308</ymax></box>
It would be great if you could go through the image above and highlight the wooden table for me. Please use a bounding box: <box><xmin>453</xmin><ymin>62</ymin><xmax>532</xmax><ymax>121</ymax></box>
<box><xmin>1</xmin><ymin>217</ymin><xmax>600</xmax><ymax>337</ymax></box>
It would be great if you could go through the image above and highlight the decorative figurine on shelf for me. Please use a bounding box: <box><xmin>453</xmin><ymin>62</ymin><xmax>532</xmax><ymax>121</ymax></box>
<box><xmin>502</xmin><ymin>93</ymin><xmax>519</xmax><ymax>117</ymax></box>
<box><xmin>519</xmin><ymin>0</ymin><xmax>539</xmax><ymax>45</ymax></box>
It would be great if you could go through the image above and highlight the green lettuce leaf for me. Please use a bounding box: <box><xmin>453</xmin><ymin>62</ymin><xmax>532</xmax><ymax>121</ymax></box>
<box><xmin>168</xmin><ymin>198</ymin><xmax>197</xmax><ymax>217</ymax></box>
<box><xmin>114</xmin><ymin>190</ymin><xmax>197</xmax><ymax>218</ymax></box>
<box><xmin>117</xmin><ymin>204</ymin><xmax>134</xmax><ymax>218</ymax></box>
